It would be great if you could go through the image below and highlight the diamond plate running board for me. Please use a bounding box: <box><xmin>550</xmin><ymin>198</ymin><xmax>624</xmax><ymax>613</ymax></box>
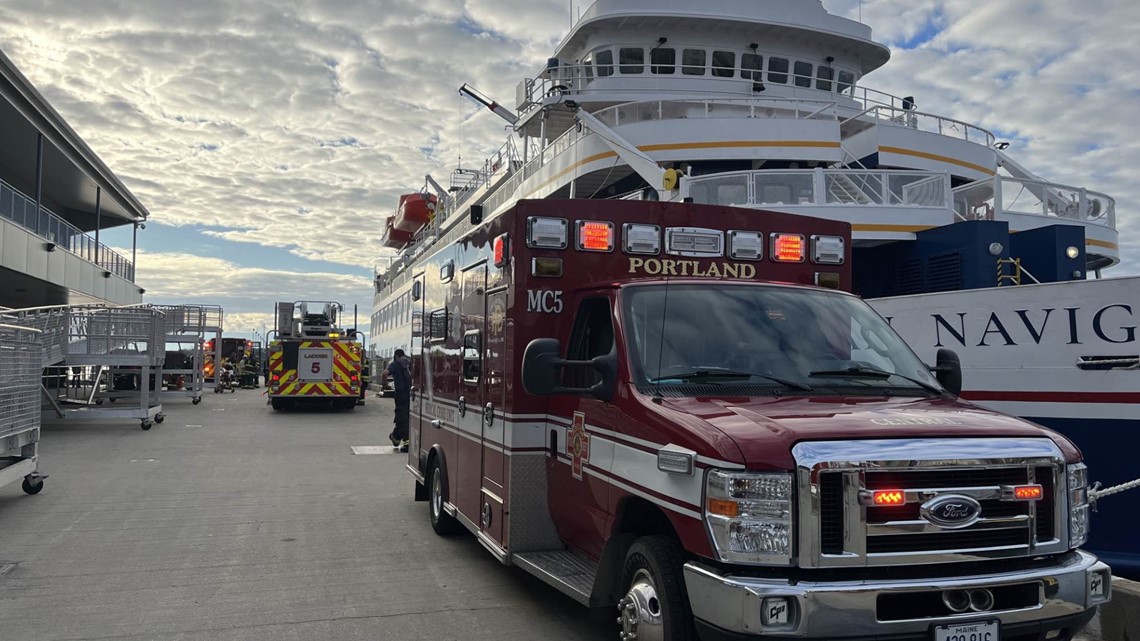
<box><xmin>512</xmin><ymin>550</ymin><xmax>598</xmax><ymax>606</ymax></box>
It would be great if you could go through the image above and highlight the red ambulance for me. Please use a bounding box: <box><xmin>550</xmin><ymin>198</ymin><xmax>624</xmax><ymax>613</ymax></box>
<box><xmin>375</xmin><ymin>199</ymin><xmax>1108</xmax><ymax>641</ymax></box>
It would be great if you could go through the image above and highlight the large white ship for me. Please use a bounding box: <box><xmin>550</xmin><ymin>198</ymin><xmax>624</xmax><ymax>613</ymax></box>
<box><xmin>372</xmin><ymin>0</ymin><xmax>1136</xmax><ymax>574</ymax></box>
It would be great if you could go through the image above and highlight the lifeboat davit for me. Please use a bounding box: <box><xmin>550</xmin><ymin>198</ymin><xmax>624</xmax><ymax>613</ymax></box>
<box><xmin>393</xmin><ymin>193</ymin><xmax>437</xmax><ymax>232</ymax></box>
<box><xmin>382</xmin><ymin>217</ymin><xmax>415</xmax><ymax>249</ymax></box>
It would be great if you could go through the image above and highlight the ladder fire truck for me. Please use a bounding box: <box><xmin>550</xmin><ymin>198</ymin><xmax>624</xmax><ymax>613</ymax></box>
<box><xmin>267</xmin><ymin>301</ymin><xmax>362</xmax><ymax>411</ymax></box>
<box><xmin>372</xmin><ymin>199</ymin><xmax>1109</xmax><ymax>641</ymax></box>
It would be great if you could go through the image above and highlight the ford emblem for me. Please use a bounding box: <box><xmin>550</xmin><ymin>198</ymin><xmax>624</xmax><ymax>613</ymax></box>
<box><xmin>920</xmin><ymin>494</ymin><xmax>982</xmax><ymax>529</ymax></box>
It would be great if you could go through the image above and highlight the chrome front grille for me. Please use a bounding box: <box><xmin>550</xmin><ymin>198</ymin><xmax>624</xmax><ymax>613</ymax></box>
<box><xmin>793</xmin><ymin>438</ymin><xmax>1069</xmax><ymax>568</ymax></box>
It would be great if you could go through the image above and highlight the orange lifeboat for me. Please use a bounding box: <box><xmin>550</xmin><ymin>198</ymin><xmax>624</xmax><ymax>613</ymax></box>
<box><xmin>393</xmin><ymin>193</ymin><xmax>437</xmax><ymax>232</ymax></box>
<box><xmin>382</xmin><ymin>217</ymin><xmax>415</xmax><ymax>249</ymax></box>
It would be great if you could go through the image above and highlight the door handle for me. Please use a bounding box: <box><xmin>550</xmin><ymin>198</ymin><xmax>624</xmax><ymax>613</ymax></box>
<box><xmin>431</xmin><ymin>419</ymin><xmax>442</xmax><ymax>429</ymax></box>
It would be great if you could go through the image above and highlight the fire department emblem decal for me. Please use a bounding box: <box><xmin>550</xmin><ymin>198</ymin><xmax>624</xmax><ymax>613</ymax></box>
<box><xmin>568</xmin><ymin>412</ymin><xmax>590</xmax><ymax>481</ymax></box>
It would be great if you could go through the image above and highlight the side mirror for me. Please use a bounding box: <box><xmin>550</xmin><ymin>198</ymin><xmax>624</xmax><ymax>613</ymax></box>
<box><xmin>932</xmin><ymin>348</ymin><xmax>963</xmax><ymax>396</ymax></box>
<box><xmin>521</xmin><ymin>338</ymin><xmax>617</xmax><ymax>402</ymax></box>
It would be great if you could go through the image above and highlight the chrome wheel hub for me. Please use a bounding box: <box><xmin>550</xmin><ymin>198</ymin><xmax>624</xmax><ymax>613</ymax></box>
<box><xmin>616</xmin><ymin>569</ymin><xmax>663</xmax><ymax>641</ymax></box>
<box><xmin>431</xmin><ymin>470</ymin><xmax>443</xmax><ymax>520</ymax></box>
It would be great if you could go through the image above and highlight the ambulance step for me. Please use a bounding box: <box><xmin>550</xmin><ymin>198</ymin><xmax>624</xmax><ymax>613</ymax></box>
<box><xmin>512</xmin><ymin>550</ymin><xmax>597</xmax><ymax>606</ymax></box>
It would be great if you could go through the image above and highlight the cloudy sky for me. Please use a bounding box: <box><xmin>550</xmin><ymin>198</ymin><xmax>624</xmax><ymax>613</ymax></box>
<box><xmin>1</xmin><ymin>0</ymin><xmax>1137</xmax><ymax>341</ymax></box>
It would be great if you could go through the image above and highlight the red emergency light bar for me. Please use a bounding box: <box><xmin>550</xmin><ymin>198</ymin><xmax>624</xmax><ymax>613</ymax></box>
<box><xmin>578</xmin><ymin>221</ymin><xmax>615</xmax><ymax>252</ymax></box>
<box><xmin>493</xmin><ymin>233</ymin><xmax>510</xmax><ymax>268</ymax></box>
<box><xmin>772</xmin><ymin>233</ymin><xmax>805</xmax><ymax>263</ymax></box>
<box><xmin>1013</xmin><ymin>485</ymin><xmax>1043</xmax><ymax>500</ymax></box>
<box><xmin>872</xmin><ymin>490</ymin><xmax>906</xmax><ymax>506</ymax></box>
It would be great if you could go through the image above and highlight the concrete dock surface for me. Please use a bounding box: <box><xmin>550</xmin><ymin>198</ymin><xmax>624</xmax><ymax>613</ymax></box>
<box><xmin>0</xmin><ymin>390</ymin><xmax>1117</xmax><ymax>640</ymax></box>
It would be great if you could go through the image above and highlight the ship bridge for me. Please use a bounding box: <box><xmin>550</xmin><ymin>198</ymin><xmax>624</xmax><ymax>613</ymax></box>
<box><xmin>1</xmin><ymin>49</ymin><xmax>148</xmax><ymax>309</ymax></box>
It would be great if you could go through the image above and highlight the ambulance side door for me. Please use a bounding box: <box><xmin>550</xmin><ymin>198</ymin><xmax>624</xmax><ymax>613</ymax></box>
<box><xmin>546</xmin><ymin>293</ymin><xmax>616</xmax><ymax>559</ymax></box>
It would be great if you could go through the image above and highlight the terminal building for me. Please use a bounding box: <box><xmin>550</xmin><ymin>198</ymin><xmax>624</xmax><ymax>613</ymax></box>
<box><xmin>1</xmin><ymin>49</ymin><xmax>148</xmax><ymax>309</ymax></box>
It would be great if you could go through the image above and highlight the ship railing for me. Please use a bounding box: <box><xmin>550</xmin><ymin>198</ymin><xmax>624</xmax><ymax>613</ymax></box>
<box><xmin>687</xmin><ymin>168</ymin><xmax>953</xmax><ymax>210</ymax></box>
<box><xmin>952</xmin><ymin>176</ymin><xmax>1116</xmax><ymax>230</ymax></box>
<box><xmin>0</xmin><ymin>177</ymin><xmax>136</xmax><ymax>282</ymax></box>
<box><xmin>437</xmin><ymin>138</ymin><xmax>522</xmax><ymax>225</ymax></box>
<box><xmin>520</xmin><ymin>61</ymin><xmax>994</xmax><ymax>147</ymax></box>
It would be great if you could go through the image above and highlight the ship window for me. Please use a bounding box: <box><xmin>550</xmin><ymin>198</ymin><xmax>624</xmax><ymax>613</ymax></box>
<box><xmin>682</xmin><ymin>49</ymin><xmax>706</xmax><ymax>75</ymax></box>
<box><xmin>794</xmin><ymin>61</ymin><xmax>813</xmax><ymax>88</ymax></box>
<box><xmin>582</xmin><ymin>54</ymin><xmax>594</xmax><ymax>81</ymax></box>
<box><xmin>711</xmin><ymin>50</ymin><xmax>735</xmax><ymax>78</ymax></box>
<box><xmin>651</xmin><ymin>47</ymin><xmax>676</xmax><ymax>74</ymax></box>
<box><xmin>816</xmin><ymin>65</ymin><xmax>834</xmax><ymax>91</ymax></box>
<box><xmin>595</xmin><ymin>49</ymin><xmax>614</xmax><ymax>77</ymax></box>
<box><xmin>741</xmin><ymin>53</ymin><xmax>763</xmax><ymax>80</ymax></box>
<box><xmin>838</xmin><ymin>70</ymin><xmax>855</xmax><ymax>94</ymax></box>
<box><xmin>620</xmin><ymin>47</ymin><xmax>645</xmax><ymax>74</ymax></box>
<box><xmin>767</xmin><ymin>57</ymin><xmax>789</xmax><ymax>84</ymax></box>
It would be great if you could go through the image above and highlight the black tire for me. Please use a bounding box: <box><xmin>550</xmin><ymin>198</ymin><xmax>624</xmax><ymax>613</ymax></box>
<box><xmin>155</xmin><ymin>414</ymin><xmax>165</xmax><ymax>424</ymax></box>
<box><xmin>617</xmin><ymin>536</ymin><xmax>696</xmax><ymax>641</ymax></box>
<box><xmin>141</xmin><ymin>420</ymin><xmax>153</xmax><ymax>430</ymax></box>
<box><xmin>428</xmin><ymin>459</ymin><xmax>463</xmax><ymax>536</ymax></box>
<box><xmin>271</xmin><ymin>398</ymin><xmax>284</xmax><ymax>411</ymax></box>
<box><xmin>21</xmin><ymin>478</ymin><xmax>44</xmax><ymax>495</ymax></box>
<box><xmin>192</xmin><ymin>397</ymin><xmax>202</xmax><ymax>405</ymax></box>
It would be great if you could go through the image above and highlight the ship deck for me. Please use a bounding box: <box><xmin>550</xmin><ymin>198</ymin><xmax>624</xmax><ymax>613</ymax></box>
<box><xmin>0</xmin><ymin>391</ymin><xmax>610</xmax><ymax>640</ymax></box>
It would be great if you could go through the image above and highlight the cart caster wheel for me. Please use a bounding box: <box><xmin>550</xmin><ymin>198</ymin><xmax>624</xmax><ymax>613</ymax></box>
<box><xmin>109</xmin><ymin>397</ymin><xmax>117</xmax><ymax>403</ymax></box>
<box><xmin>141</xmin><ymin>420</ymin><xmax>153</xmax><ymax>430</ymax></box>
<box><xmin>95</xmin><ymin>399</ymin><xmax>104</xmax><ymax>405</ymax></box>
<box><xmin>21</xmin><ymin>478</ymin><xmax>44</xmax><ymax>495</ymax></box>
<box><xmin>192</xmin><ymin>397</ymin><xmax>202</xmax><ymax>405</ymax></box>
<box><xmin>155</xmin><ymin>414</ymin><xmax>166</xmax><ymax>424</ymax></box>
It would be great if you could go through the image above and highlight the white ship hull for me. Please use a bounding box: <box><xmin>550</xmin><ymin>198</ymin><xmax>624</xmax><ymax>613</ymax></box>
<box><xmin>869</xmin><ymin>277</ymin><xmax>1140</xmax><ymax>574</ymax></box>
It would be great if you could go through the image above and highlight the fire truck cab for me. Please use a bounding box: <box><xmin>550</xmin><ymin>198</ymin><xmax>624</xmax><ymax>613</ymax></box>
<box><xmin>388</xmin><ymin>200</ymin><xmax>1109</xmax><ymax>641</ymax></box>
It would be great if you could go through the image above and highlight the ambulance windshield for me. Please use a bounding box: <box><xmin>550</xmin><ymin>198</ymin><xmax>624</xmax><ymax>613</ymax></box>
<box><xmin>621</xmin><ymin>283</ymin><xmax>941</xmax><ymax>395</ymax></box>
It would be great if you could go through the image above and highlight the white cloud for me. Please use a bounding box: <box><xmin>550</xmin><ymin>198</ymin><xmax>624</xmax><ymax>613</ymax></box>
<box><xmin>1</xmin><ymin>0</ymin><xmax>1135</xmax><ymax>279</ymax></box>
<box><xmin>126</xmin><ymin>249</ymin><xmax>372</xmax><ymax>336</ymax></box>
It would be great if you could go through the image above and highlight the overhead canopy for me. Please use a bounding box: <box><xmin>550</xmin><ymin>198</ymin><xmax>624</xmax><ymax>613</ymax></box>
<box><xmin>0</xmin><ymin>49</ymin><xmax>151</xmax><ymax>232</ymax></box>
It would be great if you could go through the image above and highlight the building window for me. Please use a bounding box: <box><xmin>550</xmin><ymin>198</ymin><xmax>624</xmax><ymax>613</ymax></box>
<box><xmin>596</xmin><ymin>49</ymin><xmax>614</xmax><ymax>77</ymax></box>
<box><xmin>816</xmin><ymin>65</ymin><xmax>834</xmax><ymax>91</ymax></box>
<box><xmin>741</xmin><ymin>53</ymin><xmax>763</xmax><ymax>80</ymax></box>
<box><xmin>682</xmin><ymin>49</ymin><xmax>706</xmax><ymax>75</ymax></box>
<box><xmin>767</xmin><ymin>57</ymin><xmax>789</xmax><ymax>84</ymax></box>
<box><xmin>462</xmin><ymin>330</ymin><xmax>481</xmax><ymax>384</ymax></box>
<box><xmin>793</xmin><ymin>61</ymin><xmax>813</xmax><ymax>88</ymax></box>
<box><xmin>651</xmin><ymin>48</ymin><xmax>675</xmax><ymax>74</ymax></box>
<box><xmin>429</xmin><ymin>308</ymin><xmax>448</xmax><ymax>343</ymax></box>
<box><xmin>711</xmin><ymin>50</ymin><xmax>735</xmax><ymax>78</ymax></box>
<box><xmin>620</xmin><ymin>47</ymin><xmax>645</xmax><ymax>74</ymax></box>
<box><xmin>838</xmin><ymin>70</ymin><xmax>855</xmax><ymax>94</ymax></box>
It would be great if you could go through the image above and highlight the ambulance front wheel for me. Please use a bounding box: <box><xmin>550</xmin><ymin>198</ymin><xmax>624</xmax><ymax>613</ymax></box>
<box><xmin>428</xmin><ymin>459</ymin><xmax>462</xmax><ymax>536</ymax></box>
<box><xmin>618</xmin><ymin>536</ymin><xmax>696</xmax><ymax>641</ymax></box>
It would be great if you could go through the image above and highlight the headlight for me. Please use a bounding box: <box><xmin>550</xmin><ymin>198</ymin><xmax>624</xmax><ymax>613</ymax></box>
<box><xmin>1068</xmin><ymin>463</ymin><xmax>1090</xmax><ymax>548</ymax></box>
<box><xmin>705</xmin><ymin>470</ymin><xmax>794</xmax><ymax>565</ymax></box>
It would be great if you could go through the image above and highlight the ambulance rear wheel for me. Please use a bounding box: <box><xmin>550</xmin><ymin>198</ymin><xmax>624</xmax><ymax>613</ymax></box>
<box><xmin>618</xmin><ymin>536</ymin><xmax>696</xmax><ymax>641</ymax></box>
<box><xmin>428</xmin><ymin>459</ymin><xmax>462</xmax><ymax>536</ymax></box>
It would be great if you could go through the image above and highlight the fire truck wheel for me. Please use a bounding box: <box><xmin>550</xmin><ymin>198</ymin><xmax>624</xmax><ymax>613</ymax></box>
<box><xmin>428</xmin><ymin>460</ymin><xmax>463</xmax><ymax>536</ymax></box>
<box><xmin>618</xmin><ymin>536</ymin><xmax>696</xmax><ymax>641</ymax></box>
<box><xmin>271</xmin><ymin>398</ymin><xmax>284</xmax><ymax>411</ymax></box>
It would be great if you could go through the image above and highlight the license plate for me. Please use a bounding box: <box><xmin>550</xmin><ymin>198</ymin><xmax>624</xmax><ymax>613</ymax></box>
<box><xmin>934</xmin><ymin>620</ymin><xmax>1000</xmax><ymax>641</ymax></box>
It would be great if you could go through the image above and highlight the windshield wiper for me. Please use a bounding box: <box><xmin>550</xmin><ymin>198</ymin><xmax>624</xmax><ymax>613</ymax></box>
<box><xmin>653</xmin><ymin>369</ymin><xmax>813</xmax><ymax>391</ymax></box>
<box><xmin>808</xmin><ymin>366</ymin><xmax>945</xmax><ymax>396</ymax></box>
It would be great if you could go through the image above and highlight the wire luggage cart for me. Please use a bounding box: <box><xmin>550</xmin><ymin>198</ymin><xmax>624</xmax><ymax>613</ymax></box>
<box><xmin>47</xmin><ymin>305</ymin><xmax>168</xmax><ymax>430</ymax></box>
<box><xmin>0</xmin><ymin>323</ymin><xmax>47</xmax><ymax>495</ymax></box>
<box><xmin>154</xmin><ymin>305</ymin><xmax>208</xmax><ymax>405</ymax></box>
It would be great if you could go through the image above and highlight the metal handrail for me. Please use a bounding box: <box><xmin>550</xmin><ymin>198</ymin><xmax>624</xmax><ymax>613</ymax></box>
<box><xmin>687</xmin><ymin>168</ymin><xmax>953</xmax><ymax>209</ymax></box>
<box><xmin>953</xmin><ymin>176</ymin><xmax>1116</xmax><ymax>230</ymax></box>
<box><xmin>0</xmin><ymin>178</ymin><xmax>135</xmax><ymax>281</ymax></box>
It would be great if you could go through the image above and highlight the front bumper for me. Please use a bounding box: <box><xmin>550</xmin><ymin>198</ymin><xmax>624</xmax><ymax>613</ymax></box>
<box><xmin>684</xmin><ymin>550</ymin><xmax>1110</xmax><ymax>639</ymax></box>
